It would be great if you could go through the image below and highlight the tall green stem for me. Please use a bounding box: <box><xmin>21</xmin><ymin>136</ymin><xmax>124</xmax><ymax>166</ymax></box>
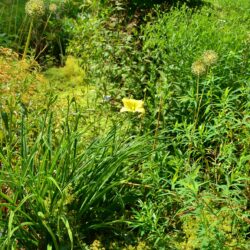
<box><xmin>22</xmin><ymin>18</ymin><xmax>33</xmax><ymax>60</ymax></box>
<box><xmin>194</xmin><ymin>76</ymin><xmax>200</xmax><ymax>127</ymax></box>
<box><xmin>196</xmin><ymin>76</ymin><xmax>200</xmax><ymax>106</ymax></box>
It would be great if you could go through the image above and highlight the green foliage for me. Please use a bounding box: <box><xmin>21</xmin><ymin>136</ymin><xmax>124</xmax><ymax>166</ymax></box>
<box><xmin>1</xmin><ymin>0</ymin><xmax>250</xmax><ymax>249</ymax></box>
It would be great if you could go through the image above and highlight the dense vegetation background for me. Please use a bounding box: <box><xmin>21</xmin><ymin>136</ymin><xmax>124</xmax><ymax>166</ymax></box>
<box><xmin>0</xmin><ymin>0</ymin><xmax>250</xmax><ymax>249</ymax></box>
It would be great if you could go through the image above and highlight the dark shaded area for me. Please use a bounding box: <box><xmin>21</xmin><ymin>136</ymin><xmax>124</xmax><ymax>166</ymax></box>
<box><xmin>120</xmin><ymin>0</ymin><xmax>204</xmax><ymax>13</ymax></box>
<box><xmin>107</xmin><ymin>0</ymin><xmax>206</xmax><ymax>28</ymax></box>
<box><xmin>129</xmin><ymin>0</ymin><xmax>203</xmax><ymax>8</ymax></box>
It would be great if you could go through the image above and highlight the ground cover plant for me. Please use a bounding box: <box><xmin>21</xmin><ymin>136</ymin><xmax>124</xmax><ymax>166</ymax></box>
<box><xmin>0</xmin><ymin>0</ymin><xmax>250</xmax><ymax>249</ymax></box>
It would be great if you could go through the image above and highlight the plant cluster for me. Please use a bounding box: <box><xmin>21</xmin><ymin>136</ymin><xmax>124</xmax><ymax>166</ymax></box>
<box><xmin>0</xmin><ymin>95</ymin><xmax>153</xmax><ymax>249</ymax></box>
<box><xmin>1</xmin><ymin>0</ymin><xmax>250</xmax><ymax>249</ymax></box>
<box><xmin>66</xmin><ymin>0</ymin><xmax>250</xmax><ymax>248</ymax></box>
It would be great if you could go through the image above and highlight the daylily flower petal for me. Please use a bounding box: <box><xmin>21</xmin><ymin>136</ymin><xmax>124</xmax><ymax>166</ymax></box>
<box><xmin>120</xmin><ymin>98</ymin><xmax>145</xmax><ymax>114</ymax></box>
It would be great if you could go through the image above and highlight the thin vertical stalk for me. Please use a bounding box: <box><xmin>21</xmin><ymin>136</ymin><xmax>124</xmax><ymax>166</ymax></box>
<box><xmin>194</xmin><ymin>76</ymin><xmax>200</xmax><ymax>127</ymax></box>
<box><xmin>22</xmin><ymin>18</ymin><xmax>33</xmax><ymax>60</ymax></box>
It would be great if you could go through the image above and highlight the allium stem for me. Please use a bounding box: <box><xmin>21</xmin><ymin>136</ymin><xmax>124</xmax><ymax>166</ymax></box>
<box><xmin>194</xmin><ymin>76</ymin><xmax>200</xmax><ymax>125</ymax></box>
<box><xmin>22</xmin><ymin>18</ymin><xmax>33</xmax><ymax>60</ymax></box>
<box><xmin>196</xmin><ymin>76</ymin><xmax>199</xmax><ymax>104</ymax></box>
<box><xmin>196</xmin><ymin>86</ymin><xmax>205</xmax><ymax>126</ymax></box>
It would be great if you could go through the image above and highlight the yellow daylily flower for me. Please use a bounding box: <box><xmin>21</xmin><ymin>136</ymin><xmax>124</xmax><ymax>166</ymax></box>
<box><xmin>120</xmin><ymin>98</ymin><xmax>145</xmax><ymax>114</ymax></box>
